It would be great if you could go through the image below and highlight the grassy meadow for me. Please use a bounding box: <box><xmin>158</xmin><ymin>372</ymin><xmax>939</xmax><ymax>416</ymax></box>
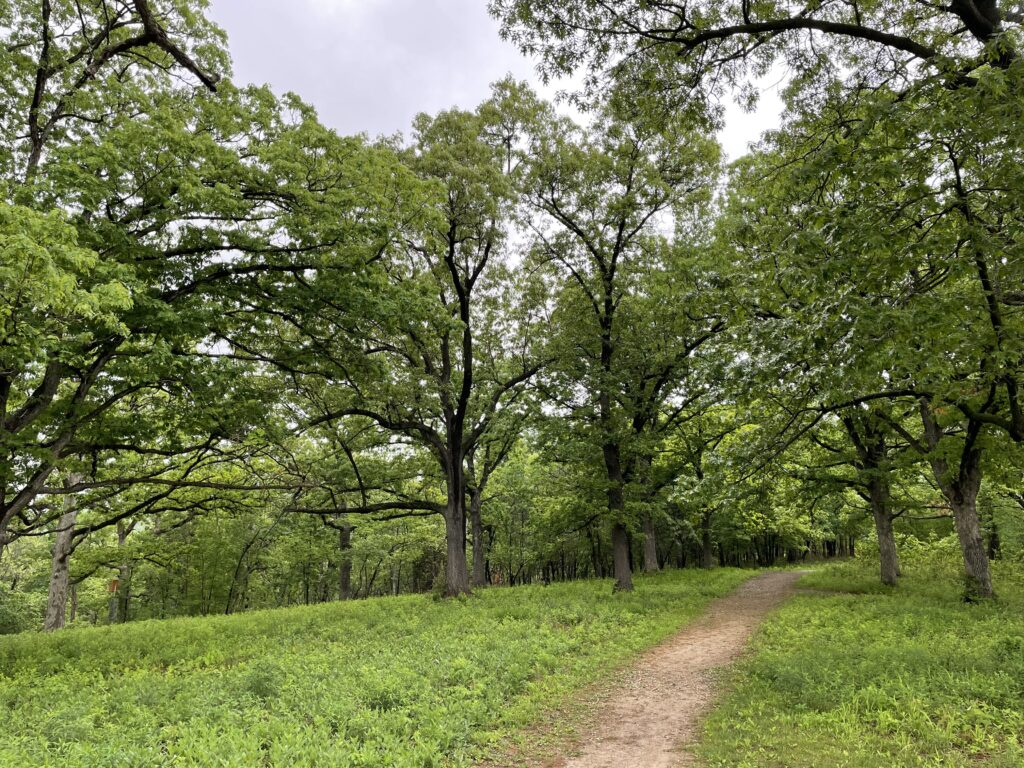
<box><xmin>700</xmin><ymin>556</ymin><xmax>1024</xmax><ymax>767</ymax></box>
<box><xmin>0</xmin><ymin>568</ymin><xmax>750</xmax><ymax>767</ymax></box>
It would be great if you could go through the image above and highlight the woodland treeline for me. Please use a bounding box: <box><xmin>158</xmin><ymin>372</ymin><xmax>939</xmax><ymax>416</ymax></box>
<box><xmin>1</xmin><ymin>1</ymin><xmax>1022</xmax><ymax>633</ymax></box>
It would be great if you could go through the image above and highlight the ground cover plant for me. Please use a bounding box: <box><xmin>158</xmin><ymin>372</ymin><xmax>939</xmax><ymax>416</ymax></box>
<box><xmin>699</xmin><ymin>549</ymin><xmax>1024</xmax><ymax>767</ymax></box>
<box><xmin>0</xmin><ymin>568</ymin><xmax>749</xmax><ymax>767</ymax></box>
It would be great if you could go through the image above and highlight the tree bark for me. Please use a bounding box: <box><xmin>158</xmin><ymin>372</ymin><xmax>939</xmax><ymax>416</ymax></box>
<box><xmin>444</xmin><ymin>479</ymin><xmax>471</xmax><ymax>596</ymax></box>
<box><xmin>391</xmin><ymin>562</ymin><xmax>401</xmax><ymax>596</ymax></box>
<box><xmin>841</xmin><ymin>412</ymin><xmax>901</xmax><ymax>586</ymax></box>
<box><xmin>603</xmin><ymin>439</ymin><xmax>633</xmax><ymax>592</ymax></box>
<box><xmin>949</xmin><ymin>482</ymin><xmax>993</xmax><ymax>600</ymax></box>
<box><xmin>611</xmin><ymin>521</ymin><xmax>633</xmax><ymax>592</ymax></box>
<box><xmin>43</xmin><ymin>476</ymin><xmax>81</xmax><ymax>631</ymax></box>
<box><xmin>869</xmin><ymin>477</ymin><xmax>900</xmax><ymax>587</ymax></box>
<box><xmin>920</xmin><ymin>400</ymin><xmax>993</xmax><ymax>599</ymax></box>
<box><xmin>116</xmin><ymin>563</ymin><xmax>132</xmax><ymax>622</ymax></box>
<box><xmin>642</xmin><ymin>514</ymin><xmax>659</xmax><ymax>572</ymax></box>
<box><xmin>43</xmin><ymin>520</ymin><xmax>74</xmax><ymax>630</ymax></box>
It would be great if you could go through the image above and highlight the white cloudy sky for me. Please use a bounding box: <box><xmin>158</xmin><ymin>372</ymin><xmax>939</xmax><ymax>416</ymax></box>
<box><xmin>206</xmin><ymin>0</ymin><xmax>783</xmax><ymax>161</ymax></box>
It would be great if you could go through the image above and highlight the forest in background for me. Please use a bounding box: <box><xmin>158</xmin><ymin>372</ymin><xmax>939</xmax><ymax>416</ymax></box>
<box><xmin>2</xmin><ymin>0</ymin><xmax>1023</xmax><ymax>635</ymax></box>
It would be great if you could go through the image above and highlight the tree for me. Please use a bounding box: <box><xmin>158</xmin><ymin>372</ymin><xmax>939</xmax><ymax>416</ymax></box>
<box><xmin>716</xmin><ymin>86</ymin><xmax>1010</xmax><ymax>596</ymax></box>
<box><xmin>492</xmin><ymin>1</ymin><xmax>1022</xmax><ymax>93</ymax></box>
<box><xmin>1</xmin><ymin>2</ymin><xmax>392</xmax><ymax>553</ymax></box>
<box><xmin>525</xmin><ymin>102</ymin><xmax>721</xmax><ymax>590</ymax></box>
<box><xmin>664</xmin><ymin>407</ymin><xmax>742</xmax><ymax>569</ymax></box>
<box><xmin>2</xmin><ymin>0</ymin><xmax>221</xmax><ymax>542</ymax></box>
<box><xmin>274</xmin><ymin>84</ymin><xmax>548</xmax><ymax>596</ymax></box>
<box><xmin>466</xmin><ymin>409</ymin><xmax>527</xmax><ymax>587</ymax></box>
<box><xmin>790</xmin><ymin>409</ymin><xmax>910</xmax><ymax>586</ymax></box>
<box><xmin>493</xmin><ymin>0</ymin><xmax>1024</xmax><ymax>447</ymax></box>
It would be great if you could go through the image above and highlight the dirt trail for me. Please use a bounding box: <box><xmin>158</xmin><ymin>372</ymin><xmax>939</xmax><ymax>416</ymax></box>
<box><xmin>541</xmin><ymin>571</ymin><xmax>803</xmax><ymax>768</ymax></box>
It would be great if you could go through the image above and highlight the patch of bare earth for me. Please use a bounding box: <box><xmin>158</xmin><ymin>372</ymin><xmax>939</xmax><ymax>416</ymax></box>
<box><xmin>483</xmin><ymin>570</ymin><xmax>804</xmax><ymax>768</ymax></box>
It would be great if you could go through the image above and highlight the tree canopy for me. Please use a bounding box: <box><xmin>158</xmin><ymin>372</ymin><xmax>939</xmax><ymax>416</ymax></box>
<box><xmin>3</xmin><ymin>0</ymin><xmax>1024</xmax><ymax>637</ymax></box>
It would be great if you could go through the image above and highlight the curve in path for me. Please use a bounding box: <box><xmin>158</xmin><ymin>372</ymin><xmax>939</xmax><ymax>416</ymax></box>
<box><xmin>557</xmin><ymin>570</ymin><xmax>803</xmax><ymax>768</ymax></box>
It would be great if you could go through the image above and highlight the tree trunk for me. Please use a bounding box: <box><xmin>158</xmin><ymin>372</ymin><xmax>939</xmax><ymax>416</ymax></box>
<box><xmin>43</xmin><ymin>478</ymin><xmax>81</xmax><ymax>631</ymax></box>
<box><xmin>43</xmin><ymin>525</ymin><xmax>74</xmax><ymax>630</ymax></box>
<box><xmin>642</xmin><ymin>514</ymin><xmax>659</xmax><ymax>573</ymax></box>
<box><xmin>920</xmin><ymin>400</ymin><xmax>993</xmax><ymax>600</ymax></box>
<box><xmin>949</xmin><ymin>489</ymin><xmax>993</xmax><ymax>600</ymax></box>
<box><xmin>444</xmin><ymin>493</ymin><xmax>471</xmax><ymax>596</ymax></box>
<box><xmin>438</xmin><ymin>435</ymin><xmax>471</xmax><ymax>597</ymax></box>
<box><xmin>611</xmin><ymin>522</ymin><xmax>633</xmax><ymax>592</ymax></box>
<box><xmin>602</xmin><ymin>437</ymin><xmax>633</xmax><ymax>592</ymax></box>
<box><xmin>117</xmin><ymin>564</ymin><xmax>132</xmax><ymax>622</ymax></box>
<box><xmin>869</xmin><ymin>477</ymin><xmax>900</xmax><ymax>586</ymax></box>
<box><xmin>391</xmin><ymin>562</ymin><xmax>401</xmax><ymax>596</ymax></box>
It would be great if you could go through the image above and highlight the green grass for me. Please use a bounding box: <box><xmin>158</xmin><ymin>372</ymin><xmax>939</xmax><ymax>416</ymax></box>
<box><xmin>0</xmin><ymin>568</ymin><xmax>751</xmax><ymax>767</ymax></box>
<box><xmin>699</xmin><ymin>560</ymin><xmax>1024</xmax><ymax>767</ymax></box>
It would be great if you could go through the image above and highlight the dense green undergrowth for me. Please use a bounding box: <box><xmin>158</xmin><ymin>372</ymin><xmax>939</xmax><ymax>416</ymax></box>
<box><xmin>700</xmin><ymin>556</ymin><xmax>1024</xmax><ymax>767</ymax></box>
<box><xmin>0</xmin><ymin>568</ymin><xmax>750</xmax><ymax>767</ymax></box>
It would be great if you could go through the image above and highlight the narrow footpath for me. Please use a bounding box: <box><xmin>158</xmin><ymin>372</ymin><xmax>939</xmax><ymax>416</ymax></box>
<box><xmin>504</xmin><ymin>570</ymin><xmax>804</xmax><ymax>768</ymax></box>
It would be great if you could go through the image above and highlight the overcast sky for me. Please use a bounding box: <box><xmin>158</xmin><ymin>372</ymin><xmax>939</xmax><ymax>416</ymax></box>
<box><xmin>206</xmin><ymin>0</ymin><xmax>782</xmax><ymax>161</ymax></box>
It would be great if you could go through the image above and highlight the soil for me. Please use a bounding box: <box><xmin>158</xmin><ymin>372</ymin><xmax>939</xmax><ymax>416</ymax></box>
<box><xmin>490</xmin><ymin>570</ymin><xmax>804</xmax><ymax>768</ymax></box>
